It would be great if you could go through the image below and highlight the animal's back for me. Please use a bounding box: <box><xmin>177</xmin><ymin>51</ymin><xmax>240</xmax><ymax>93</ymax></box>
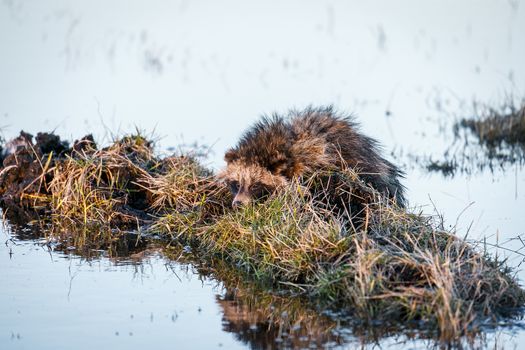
<box><xmin>289</xmin><ymin>107</ymin><xmax>406</xmax><ymax>207</ymax></box>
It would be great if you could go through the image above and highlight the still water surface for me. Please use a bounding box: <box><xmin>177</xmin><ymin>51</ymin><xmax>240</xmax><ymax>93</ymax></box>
<box><xmin>1</xmin><ymin>233</ymin><xmax>245</xmax><ymax>349</ymax></box>
<box><xmin>1</xmin><ymin>1</ymin><xmax>524</xmax><ymax>348</ymax></box>
<box><xmin>2</xmin><ymin>230</ymin><xmax>523</xmax><ymax>350</ymax></box>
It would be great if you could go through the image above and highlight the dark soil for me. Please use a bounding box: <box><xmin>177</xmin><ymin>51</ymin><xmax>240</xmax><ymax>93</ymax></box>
<box><xmin>0</xmin><ymin>131</ymin><xmax>151</xmax><ymax>226</ymax></box>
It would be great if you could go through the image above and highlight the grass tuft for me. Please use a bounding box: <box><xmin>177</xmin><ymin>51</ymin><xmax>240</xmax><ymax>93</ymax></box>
<box><xmin>44</xmin><ymin>133</ymin><xmax>154</xmax><ymax>245</ymax></box>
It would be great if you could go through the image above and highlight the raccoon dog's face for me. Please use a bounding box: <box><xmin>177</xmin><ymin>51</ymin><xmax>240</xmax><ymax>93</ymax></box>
<box><xmin>218</xmin><ymin>160</ymin><xmax>288</xmax><ymax>208</ymax></box>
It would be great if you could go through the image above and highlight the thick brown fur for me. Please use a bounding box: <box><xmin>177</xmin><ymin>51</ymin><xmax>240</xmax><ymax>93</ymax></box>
<box><xmin>218</xmin><ymin>106</ymin><xmax>406</xmax><ymax>214</ymax></box>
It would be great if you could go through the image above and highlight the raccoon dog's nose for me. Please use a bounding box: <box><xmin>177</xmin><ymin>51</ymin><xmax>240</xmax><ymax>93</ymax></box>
<box><xmin>232</xmin><ymin>200</ymin><xmax>243</xmax><ymax>208</ymax></box>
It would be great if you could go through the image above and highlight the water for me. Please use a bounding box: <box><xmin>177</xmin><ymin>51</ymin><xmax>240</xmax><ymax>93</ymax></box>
<box><xmin>1</xmin><ymin>1</ymin><xmax>524</xmax><ymax>348</ymax></box>
<box><xmin>1</xmin><ymin>234</ymin><xmax>245</xmax><ymax>349</ymax></box>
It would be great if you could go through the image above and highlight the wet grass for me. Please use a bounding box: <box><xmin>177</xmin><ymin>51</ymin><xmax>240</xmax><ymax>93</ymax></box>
<box><xmin>395</xmin><ymin>99</ymin><xmax>525</xmax><ymax>176</ymax></box>
<box><xmin>0</xmin><ymin>130</ymin><xmax>524</xmax><ymax>346</ymax></box>
<box><xmin>459</xmin><ymin>102</ymin><xmax>525</xmax><ymax>150</ymax></box>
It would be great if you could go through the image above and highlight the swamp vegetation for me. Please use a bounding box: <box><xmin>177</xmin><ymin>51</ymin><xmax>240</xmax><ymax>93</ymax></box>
<box><xmin>1</xmin><ymin>112</ymin><xmax>524</xmax><ymax>348</ymax></box>
<box><xmin>402</xmin><ymin>101</ymin><xmax>525</xmax><ymax>176</ymax></box>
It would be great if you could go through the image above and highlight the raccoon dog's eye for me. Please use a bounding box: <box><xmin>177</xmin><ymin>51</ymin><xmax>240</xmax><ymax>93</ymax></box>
<box><xmin>228</xmin><ymin>180</ymin><xmax>240</xmax><ymax>193</ymax></box>
<box><xmin>250</xmin><ymin>183</ymin><xmax>272</xmax><ymax>199</ymax></box>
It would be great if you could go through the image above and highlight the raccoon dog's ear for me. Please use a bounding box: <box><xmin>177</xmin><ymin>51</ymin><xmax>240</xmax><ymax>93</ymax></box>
<box><xmin>224</xmin><ymin>149</ymin><xmax>239</xmax><ymax>163</ymax></box>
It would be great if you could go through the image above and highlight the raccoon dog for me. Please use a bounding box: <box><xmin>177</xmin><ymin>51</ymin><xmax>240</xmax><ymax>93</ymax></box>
<box><xmin>218</xmin><ymin>106</ymin><xmax>406</xmax><ymax>215</ymax></box>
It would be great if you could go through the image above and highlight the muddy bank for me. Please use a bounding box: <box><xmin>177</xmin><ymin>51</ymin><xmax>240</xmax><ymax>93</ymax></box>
<box><xmin>0</xmin><ymin>131</ymin><xmax>225</xmax><ymax>236</ymax></box>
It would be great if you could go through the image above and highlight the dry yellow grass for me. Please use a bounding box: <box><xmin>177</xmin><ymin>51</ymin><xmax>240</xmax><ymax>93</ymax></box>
<box><xmin>44</xmin><ymin>134</ymin><xmax>154</xmax><ymax>245</ymax></box>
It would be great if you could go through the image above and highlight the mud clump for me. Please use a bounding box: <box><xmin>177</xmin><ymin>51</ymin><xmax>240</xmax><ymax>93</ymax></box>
<box><xmin>0</xmin><ymin>131</ymin><xmax>65</xmax><ymax>206</ymax></box>
<box><xmin>35</xmin><ymin>132</ymin><xmax>70</xmax><ymax>155</ymax></box>
<box><xmin>0</xmin><ymin>148</ymin><xmax>45</xmax><ymax>205</ymax></box>
<box><xmin>0</xmin><ymin>132</ymin><xmax>92</xmax><ymax>204</ymax></box>
<box><xmin>69</xmin><ymin>134</ymin><xmax>96</xmax><ymax>154</ymax></box>
<box><xmin>0</xmin><ymin>131</ymin><xmax>154</xmax><ymax>224</ymax></box>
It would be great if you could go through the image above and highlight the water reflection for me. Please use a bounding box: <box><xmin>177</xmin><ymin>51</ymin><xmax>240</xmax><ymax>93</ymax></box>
<box><xmin>217</xmin><ymin>289</ymin><xmax>342</xmax><ymax>349</ymax></box>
